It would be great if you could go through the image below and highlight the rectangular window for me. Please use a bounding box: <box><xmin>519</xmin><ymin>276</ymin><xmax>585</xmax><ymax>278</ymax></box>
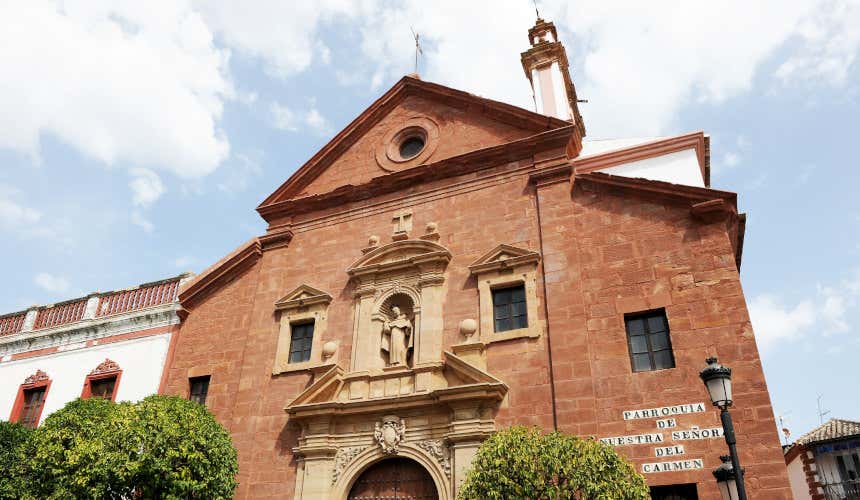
<box><xmin>189</xmin><ymin>375</ymin><xmax>210</xmax><ymax>406</ymax></box>
<box><xmin>289</xmin><ymin>321</ymin><xmax>315</xmax><ymax>363</ymax></box>
<box><xmin>625</xmin><ymin>309</ymin><xmax>675</xmax><ymax>372</ymax></box>
<box><xmin>650</xmin><ymin>483</ymin><xmax>698</xmax><ymax>499</ymax></box>
<box><xmin>492</xmin><ymin>285</ymin><xmax>528</xmax><ymax>332</ymax></box>
<box><xmin>20</xmin><ymin>387</ymin><xmax>47</xmax><ymax>428</ymax></box>
<box><xmin>89</xmin><ymin>377</ymin><xmax>117</xmax><ymax>399</ymax></box>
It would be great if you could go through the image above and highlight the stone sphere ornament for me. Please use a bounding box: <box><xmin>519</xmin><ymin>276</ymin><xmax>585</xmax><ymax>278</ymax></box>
<box><xmin>459</xmin><ymin>318</ymin><xmax>478</xmax><ymax>339</ymax></box>
<box><xmin>322</xmin><ymin>341</ymin><xmax>338</xmax><ymax>359</ymax></box>
<box><xmin>368</xmin><ymin>235</ymin><xmax>380</xmax><ymax>247</ymax></box>
<box><xmin>425</xmin><ymin>221</ymin><xmax>438</xmax><ymax>234</ymax></box>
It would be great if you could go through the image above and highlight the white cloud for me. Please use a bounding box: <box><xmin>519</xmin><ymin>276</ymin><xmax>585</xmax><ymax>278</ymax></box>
<box><xmin>129</xmin><ymin>168</ymin><xmax>166</xmax><ymax>207</ymax></box>
<box><xmin>131</xmin><ymin>211</ymin><xmax>154</xmax><ymax>233</ymax></box>
<box><xmin>194</xmin><ymin>0</ymin><xmax>369</xmax><ymax>79</ymax></box>
<box><xmin>172</xmin><ymin>255</ymin><xmax>198</xmax><ymax>268</ymax></box>
<box><xmin>349</xmin><ymin>0</ymin><xmax>857</xmax><ymax>136</ymax></box>
<box><xmin>723</xmin><ymin>152</ymin><xmax>741</xmax><ymax>168</ymax></box>
<box><xmin>0</xmin><ymin>185</ymin><xmax>42</xmax><ymax>227</ymax></box>
<box><xmin>217</xmin><ymin>152</ymin><xmax>263</xmax><ymax>194</ymax></box>
<box><xmin>750</xmin><ymin>270</ymin><xmax>860</xmax><ymax>350</ymax></box>
<box><xmin>270</xmin><ymin>102</ymin><xmax>298</xmax><ymax>131</ymax></box>
<box><xmin>775</xmin><ymin>0</ymin><xmax>860</xmax><ymax>86</ymax></box>
<box><xmin>749</xmin><ymin>294</ymin><xmax>816</xmax><ymax>348</ymax></box>
<box><xmin>306</xmin><ymin>108</ymin><xmax>330</xmax><ymax>134</ymax></box>
<box><xmin>34</xmin><ymin>272</ymin><xmax>70</xmax><ymax>294</ymax></box>
<box><xmin>270</xmin><ymin>101</ymin><xmax>331</xmax><ymax>134</ymax></box>
<box><xmin>0</xmin><ymin>1</ymin><xmax>231</xmax><ymax>178</ymax></box>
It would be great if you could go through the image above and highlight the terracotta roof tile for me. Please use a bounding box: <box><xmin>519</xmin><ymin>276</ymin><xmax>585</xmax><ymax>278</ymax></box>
<box><xmin>795</xmin><ymin>418</ymin><xmax>860</xmax><ymax>445</ymax></box>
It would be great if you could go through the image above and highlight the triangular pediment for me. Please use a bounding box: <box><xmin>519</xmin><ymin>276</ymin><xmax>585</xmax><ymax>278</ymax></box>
<box><xmin>274</xmin><ymin>284</ymin><xmax>332</xmax><ymax>311</ymax></box>
<box><xmin>468</xmin><ymin>244</ymin><xmax>541</xmax><ymax>275</ymax></box>
<box><xmin>259</xmin><ymin>76</ymin><xmax>569</xmax><ymax>208</ymax></box>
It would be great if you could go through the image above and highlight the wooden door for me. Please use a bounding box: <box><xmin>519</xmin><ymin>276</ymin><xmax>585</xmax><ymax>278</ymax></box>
<box><xmin>348</xmin><ymin>457</ymin><xmax>438</xmax><ymax>500</ymax></box>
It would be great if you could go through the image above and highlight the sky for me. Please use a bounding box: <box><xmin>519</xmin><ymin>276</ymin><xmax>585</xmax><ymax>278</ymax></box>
<box><xmin>1</xmin><ymin>0</ymin><xmax>859</xmax><ymax>440</ymax></box>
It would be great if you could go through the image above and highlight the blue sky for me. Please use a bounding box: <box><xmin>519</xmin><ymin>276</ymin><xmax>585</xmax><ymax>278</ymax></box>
<box><xmin>1</xmin><ymin>1</ymin><xmax>858</xmax><ymax>440</ymax></box>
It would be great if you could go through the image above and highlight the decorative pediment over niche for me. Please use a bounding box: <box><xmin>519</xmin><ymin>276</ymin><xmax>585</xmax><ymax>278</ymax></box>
<box><xmin>347</xmin><ymin>239</ymin><xmax>451</xmax><ymax>281</ymax></box>
<box><xmin>468</xmin><ymin>244</ymin><xmax>541</xmax><ymax>275</ymax></box>
<box><xmin>275</xmin><ymin>284</ymin><xmax>333</xmax><ymax>311</ymax></box>
<box><xmin>285</xmin><ymin>352</ymin><xmax>507</xmax><ymax>418</ymax></box>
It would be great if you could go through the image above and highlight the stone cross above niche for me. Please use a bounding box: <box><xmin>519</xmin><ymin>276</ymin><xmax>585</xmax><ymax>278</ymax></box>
<box><xmin>392</xmin><ymin>210</ymin><xmax>413</xmax><ymax>240</ymax></box>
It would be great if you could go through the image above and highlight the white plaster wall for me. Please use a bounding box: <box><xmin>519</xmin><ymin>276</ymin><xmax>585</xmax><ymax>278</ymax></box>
<box><xmin>0</xmin><ymin>333</ymin><xmax>170</xmax><ymax>426</ymax></box>
<box><xmin>601</xmin><ymin>148</ymin><xmax>706</xmax><ymax>188</ymax></box>
<box><xmin>787</xmin><ymin>455</ymin><xmax>813</xmax><ymax>500</ymax></box>
<box><xmin>580</xmin><ymin>137</ymin><xmax>663</xmax><ymax>156</ymax></box>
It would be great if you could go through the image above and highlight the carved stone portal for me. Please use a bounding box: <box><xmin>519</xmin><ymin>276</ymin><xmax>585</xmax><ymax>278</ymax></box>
<box><xmin>374</xmin><ymin>415</ymin><xmax>406</xmax><ymax>454</ymax></box>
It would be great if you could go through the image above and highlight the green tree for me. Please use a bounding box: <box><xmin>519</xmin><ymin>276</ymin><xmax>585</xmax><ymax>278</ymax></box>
<box><xmin>0</xmin><ymin>421</ymin><xmax>34</xmax><ymax>499</ymax></box>
<box><xmin>124</xmin><ymin>395</ymin><xmax>238</xmax><ymax>499</ymax></box>
<box><xmin>458</xmin><ymin>426</ymin><xmax>649</xmax><ymax>500</ymax></box>
<box><xmin>23</xmin><ymin>395</ymin><xmax>238</xmax><ymax>499</ymax></box>
<box><xmin>27</xmin><ymin>397</ymin><xmax>129</xmax><ymax>499</ymax></box>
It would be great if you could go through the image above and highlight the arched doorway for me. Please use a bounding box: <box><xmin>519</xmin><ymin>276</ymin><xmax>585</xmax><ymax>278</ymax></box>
<box><xmin>348</xmin><ymin>457</ymin><xmax>439</xmax><ymax>500</ymax></box>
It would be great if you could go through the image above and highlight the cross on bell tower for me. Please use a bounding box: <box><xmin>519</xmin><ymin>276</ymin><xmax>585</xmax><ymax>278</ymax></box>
<box><xmin>520</xmin><ymin>18</ymin><xmax>586</xmax><ymax>141</ymax></box>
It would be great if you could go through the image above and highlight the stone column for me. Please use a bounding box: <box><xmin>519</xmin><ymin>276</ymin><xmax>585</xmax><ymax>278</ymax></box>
<box><xmin>350</xmin><ymin>289</ymin><xmax>381</xmax><ymax>373</ymax></box>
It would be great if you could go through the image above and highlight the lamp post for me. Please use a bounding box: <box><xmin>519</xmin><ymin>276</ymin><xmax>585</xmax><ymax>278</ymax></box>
<box><xmin>713</xmin><ymin>455</ymin><xmax>742</xmax><ymax>500</ymax></box>
<box><xmin>700</xmin><ymin>357</ymin><xmax>748</xmax><ymax>500</ymax></box>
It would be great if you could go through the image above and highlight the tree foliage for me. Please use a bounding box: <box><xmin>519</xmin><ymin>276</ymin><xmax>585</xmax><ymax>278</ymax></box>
<box><xmin>458</xmin><ymin>426</ymin><xmax>649</xmax><ymax>500</ymax></box>
<box><xmin>0</xmin><ymin>421</ymin><xmax>33</xmax><ymax>499</ymax></box>
<box><xmin>6</xmin><ymin>395</ymin><xmax>238</xmax><ymax>499</ymax></box>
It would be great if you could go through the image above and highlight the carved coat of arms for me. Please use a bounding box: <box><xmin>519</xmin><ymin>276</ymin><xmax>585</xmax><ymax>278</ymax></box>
<box><xmin>374</xmin><ymin>415</ymin><xmax>406</xmax><ymax>454</ymax></box>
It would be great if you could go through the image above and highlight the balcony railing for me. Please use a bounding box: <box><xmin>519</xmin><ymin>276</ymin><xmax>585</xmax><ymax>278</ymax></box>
<box><xmin>0</xmin><ymin>312</ymin><xmax>26</xmax><ymax>337</ymax></box>
<box><xmin>96</xmin><ymin>280</ymin><xmax>180</xmax><ymax>317</ymax></box>
<box><xmin>0</xmin><ymin>274</ymin><xmax>186</xmax><ymax>339</ymax></box>
<box><xmin>33</xmin><ymin>299</ymin><xmax>87</xmax><ymax>329</ymax></box>
<box><xmin>824</xmin><ymin>480</ymin><xmax>860</xmax><ymax>500</ymax></box>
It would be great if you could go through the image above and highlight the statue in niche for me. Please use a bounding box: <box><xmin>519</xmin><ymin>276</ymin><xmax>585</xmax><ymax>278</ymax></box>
<box><xmin>381</xmin><ymin>305</ymin><xmax>413</xmax><ymax>367</ymax></box>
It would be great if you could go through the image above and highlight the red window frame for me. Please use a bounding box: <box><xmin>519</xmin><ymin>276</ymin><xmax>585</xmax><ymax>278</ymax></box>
<box><xmin>9</xmin><ymin>370</ymin><xmax>52</xmax><ymax>428</ymax></box>
<box><xmin>80</xmin><ymin>359</ymin><xmax>122</xmax><ymax>401</ymax></box>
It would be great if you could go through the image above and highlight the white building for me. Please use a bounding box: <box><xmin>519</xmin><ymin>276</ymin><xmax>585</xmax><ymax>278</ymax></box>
<box><xmin>785</xmin><ymin>418</ymin><xmax>860</xmax><ymax>500</ymax></box>
<box><xmin>0</xmin><ymin>273</ymin><xmax>189</xmax><ymax>427</ymax></box>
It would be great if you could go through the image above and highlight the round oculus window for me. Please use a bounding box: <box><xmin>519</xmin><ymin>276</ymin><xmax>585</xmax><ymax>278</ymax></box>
<box><xmin>399</xmin><ymin>136</ymin><xmax>425</xmax><ymax>159</ymax></box>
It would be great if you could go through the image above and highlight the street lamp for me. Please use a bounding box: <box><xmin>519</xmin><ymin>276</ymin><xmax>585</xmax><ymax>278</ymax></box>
<box><xmin>700</xmin><ymin>357</ymin><xmax>748</xmax><ymax>500</ymax></box>
<box><xmin>713</xmin><ymin>455</ymin><xmax>742</xmax><ymax>500</ymax></box>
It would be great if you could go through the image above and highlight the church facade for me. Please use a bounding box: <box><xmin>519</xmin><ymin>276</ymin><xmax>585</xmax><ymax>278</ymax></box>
<box><xmin>162</xmin><ymin>19</ymin><xmax>792</xmax><ymax>499</ymax></box>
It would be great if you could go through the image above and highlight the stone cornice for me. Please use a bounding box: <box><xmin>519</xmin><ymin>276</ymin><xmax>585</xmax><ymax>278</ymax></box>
<box><xmin>0</xmin><ymin>303</ymin><xmax>179</xmax><ymax>358</ymax></box>
<box><xmin>258</xmin><ymin>125</ymin><xmax>576</xmax><ymax>224</ymax></box>
<box><xmin>179</xmin><ymin>238</ymin><xmax>262</xmax><ymax>310</ymax></box>
<box><xmin>575</xmin><ymin>172</ymin><xmax>745</xmax><ymax>270</ymax></box>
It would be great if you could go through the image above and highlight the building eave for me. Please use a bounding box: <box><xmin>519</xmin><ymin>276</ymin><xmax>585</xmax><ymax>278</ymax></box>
<box><xmin>258</xmin><ymin>125</ymin><xmax>576</xmax><ymax>224</ymax></box>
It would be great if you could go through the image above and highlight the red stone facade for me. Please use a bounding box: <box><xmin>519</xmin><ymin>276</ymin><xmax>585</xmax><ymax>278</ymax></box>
<box><xmin>162</xmin><ymin>76</ymin><xmax>791</xmax><ymax>499</ymax></box>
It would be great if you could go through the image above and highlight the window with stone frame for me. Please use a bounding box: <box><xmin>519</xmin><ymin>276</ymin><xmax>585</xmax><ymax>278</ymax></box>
<box><xmin>492</xmin><ymin>285</ymin><xmax>528</xmax><ymax>332</ymax></box>
<box><xmin>650</xmin><ymin>483</ymin><xmax>698</xmax><ymax>499</ymax></box>
<box><xmin>19</xmin><ymin>386</ymin><xmax>47</xmax><ymax>428</ymax></box>
<box><xmin>89</xmin><ymin>376</ymin><xmax>117</xmax><ymax>399</ymax></box>
<box><xmin>189</xmin><ymin>375</ymin><xmax>210</xmax><ymax>406</ymax></box>
<box><xmin>625</xmin><ymin>309</ymin><xmax>676</xmax><ymax>372</ymax></box>
<box><xmin>288</xmin><ymin>321</ymin><xmax>315</xmax><ymax>363</ymax></box>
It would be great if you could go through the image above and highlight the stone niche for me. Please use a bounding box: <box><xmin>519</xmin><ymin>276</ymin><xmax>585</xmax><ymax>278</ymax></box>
<box><xmin>346</xmin><ymin>239</ymin><xmax>450</xmax><ymax>391</ymax></box>
<box><xmin>284</xmin><ymin>239</ymin><xmax>509</xmax><ymax>499</ymax></box>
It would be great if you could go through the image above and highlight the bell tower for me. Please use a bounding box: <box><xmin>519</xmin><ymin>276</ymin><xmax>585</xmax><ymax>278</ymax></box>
<box><xmin>520</xmin><ymin>18</ymin><xmax>586</xmax><ymax>140</ymax></box>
